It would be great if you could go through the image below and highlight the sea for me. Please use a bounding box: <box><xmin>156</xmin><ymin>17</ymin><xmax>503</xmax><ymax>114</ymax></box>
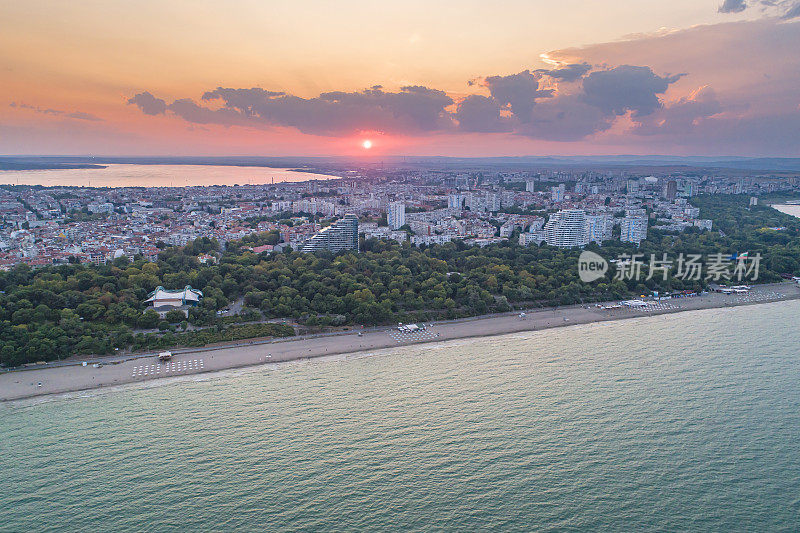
<box><xmin>1</xmin><ymin>300</ymin><xmax>800</xmax><ymax>532</ymax></box>
<box><xmin>0</xmin><ymin>164</ymin><xmax>333</xmax><ymax>188</ymax></box>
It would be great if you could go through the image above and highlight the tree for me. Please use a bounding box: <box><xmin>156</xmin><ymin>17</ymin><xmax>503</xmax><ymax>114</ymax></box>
<box><xmin>138</xmin><ymin>310</ymin><xmax>160</xmax><ymax>329</ymax></box>
<box><xmin>165</xmin><ymin>309</ymin><xmax>186</xmax><ymax>323</ymax></box>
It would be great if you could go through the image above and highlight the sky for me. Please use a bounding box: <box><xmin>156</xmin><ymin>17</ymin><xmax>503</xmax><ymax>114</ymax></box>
<box><xmin>1</xmin><ymin>0</ymin><xmax>799</xmax><ymax>157</ymax></box>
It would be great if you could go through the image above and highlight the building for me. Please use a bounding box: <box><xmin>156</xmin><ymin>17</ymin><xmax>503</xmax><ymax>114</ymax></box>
<box><xmin>543</xmin><ymin>209</ymin><xmax>589</xmax><ymax>248</ymax></box>
<box><xmin>302</xmin><ymin>214</ymin><xmax>359</xmax><ymax>253</ymax></box>
<box><xmin>662</xmin><ymin>180</ymin><xmax>678</xmax><ymax>201</ymax></box>
<box><xmin>551</xmin><ymin>184</ymin><xmax>565</xmax><ymax>202</ymax></box>
<box><xmin>585</xmin><ymin>214</ymin><xmax>613</xmax><ymax>244</ymax></box>
<box><xmin>145</xmin><ymin>285</ymin><xmax>203</xmax><ymax>317</ymax></box>
<box><xmin>447</xmin><ymin>193</ymin><xmax>464</xmax><ymax>210</ymax></box>
<box><xmin>519</xmin><ymin>232</ymin><xmax>544</xmax><ymax>246</ymax></box>
<box><xmin>88</xmin><ymin>202</ymin><xmax>114</xmax><ymax>214</ymax></box>
<box><xmin>387</xmin><ymin>201</ymin><xmax>406</xmax><ymax>230</ymax></box>
<box><xmin>485</xmin><ymin>191</ymin><xmax>502</xmax><ymax>212</ymax></box>
<box><xmin>620</xmin><ymin>216</ymin><xmax>648</xmax><ymax>245</ymax></box>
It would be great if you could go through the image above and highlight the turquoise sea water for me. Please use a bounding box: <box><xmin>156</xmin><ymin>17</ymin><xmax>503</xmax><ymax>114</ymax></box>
<box><xmin>2</xmin><ymin>301</ymin><xmax>800</xmax><ymax>532</ymax></box>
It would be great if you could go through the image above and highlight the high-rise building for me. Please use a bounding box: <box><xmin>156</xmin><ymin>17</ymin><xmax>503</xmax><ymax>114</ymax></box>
<box><xmin>302</xmin><ymin>214</ymin><xmax>359</xmax><ymax>253</ymax></box>
<box><xmin>543</xmin><ymin>209</ymin><xmax>589</xmax><ymax>248</ymax></box>
<box><xmin>620</xmin><ymin>216</ymin><xmax>648</xmax><ymax>245</ymax></box>
<box><xmin>485</xmin><ymin>191</ymin><xmax>502</xmax><ymax>212</ymax></box>
<box><xmin>662</xmin><ymin>180</ymin><xmax>678</xmax><ymax>201</ymax></box>
<box><xmin>525</xmin><ymin>179</ymin><xmax>537</xmax><ymax>192</ymax></box>
<box><xmin>387</xmin><ymin>201</ymin><xmax>406</xmax><ymax>230</ymax></box>
<box><xmin>448</xmin><ymin>193</ymin><xmax>464</xmax><ymax>210</ymax></box>
<box><xmin>585</xmin><ymin>214</ymin><xmax>613</xmax><ymax>244</ymax></box>
<box><xmin>551</xmin><ymin>184</ymin><xmax>565</xmax><ymax>202</ymax></box>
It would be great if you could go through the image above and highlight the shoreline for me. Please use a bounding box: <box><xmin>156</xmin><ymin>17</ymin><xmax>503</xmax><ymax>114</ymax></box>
<box><xmin>3</xmin><ymin>282</ymin><xmax>798</xmax><ymax>403</ymax></box>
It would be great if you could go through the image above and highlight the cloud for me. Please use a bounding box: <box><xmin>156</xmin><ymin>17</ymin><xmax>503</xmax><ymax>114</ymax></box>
<box><xmin>127</xmin><ymin>64</ymin><xmax>692</xmax><ymax>142</ymax></box>
<box><xmin>483</xmin><ymin>70</ymin><xmax>553</xmax><ymax>122</ymax></box>
<box><xmin>127</xmin><ymin>91</ymin><xmax>167</xmax><ymax>115</ymax></box>
<box><xmin>581</xmin><ymin>65</ymin><xmax>683</xmax><ymax>117</ymax></box>
<box><xmin>136</xmin><ymin>85</ymin><xmax>455</xmax><ymax>135</ymax></box>
<box><xmin>542</xmin><ymin>17</ymin><xmax>800</xmax><ymax>153</ymax></box>
<box><xmin>534</xmin><ymin>62</ymin><xmax>592</xmax><ymax>82</ymax></box>
<box><xmin>167</xmin><ymin>98</ymin><xmax>245</xmax><ymax>126</ymax></box>
<box><xmin>65</xmin><ymin>111</ymin><xmax>103</xmax><ymax>122</ymax></box>
<box><xmin>783</xmin><ymin>2</ymin><xmax>800</xmax><ymax>18</ymax></box>
<box><xmin>127</xmin><ymin>17</ymin><xmax>799</xmax><ymax>153</ymax></box>
<box><xmin>632</xmin><ymin>86</ymin><xmax>724</xmax><ymax>135</ymax></box>
<box><xmin>495</xmin><ymin>64</ymin><xmax>684</xmax><ymax>140</ymax></box>
<box><xmin>455</xmin><ymin>95</ymin><xmax>509</xmax><ymax>133</ymax></box>
<box><xmin>517</xmin><ymin>95</ymin><xmax>613</xmax><ymax>141</ymax></box>
<box><xmin>718</xmin><ymin>0</ymin><xmax>747</xmax><ymax>13</ymax></box>
<box><xmin>717</xmin><ymin>0</ymin><xmax>800</xmax><ymax>18</ymax></box>
<box><xmin>10</xmin><ymin>102</ymin><xmax>104</xmax><ymax>121</ymax></box>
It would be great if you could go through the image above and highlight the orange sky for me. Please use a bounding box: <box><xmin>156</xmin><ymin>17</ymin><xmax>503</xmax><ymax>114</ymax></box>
<box><xmin>1</xmin><ymin>1</ymin><xmax>798</xmax><ymax>156</ymax></box>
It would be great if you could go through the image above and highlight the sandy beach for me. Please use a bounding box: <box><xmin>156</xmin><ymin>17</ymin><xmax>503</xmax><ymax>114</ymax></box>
<box><xmin>3</xmin><ymin>282</ymin><xmax>799</xmax><ymax>402</ymax></box>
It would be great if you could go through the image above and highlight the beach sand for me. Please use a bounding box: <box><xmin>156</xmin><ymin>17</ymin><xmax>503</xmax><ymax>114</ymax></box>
<box><xmin>2</xmin><ymin>282</ymin><xmax>798</xmax><ymax>402</ymax></box>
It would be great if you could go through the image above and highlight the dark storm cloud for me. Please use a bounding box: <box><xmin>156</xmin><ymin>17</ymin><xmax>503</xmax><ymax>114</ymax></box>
<box><xmin>10</xmin><ymin>102</ymin><xmax>104</xmax><ymax>121</ymax></box>
<box><xmin>483</xmin><ymin>70</ymin><xmax>553</xmax><ymax>123</ymax></box>
<box><xmin>127</xmin><ymin>92</ymin><xmax>167</xmax><ymax>115</ymax></box>
<box><xmin>581</xmin><ymin>65</ymin><xmax>683</xmax><ymax>117</ymax></box>
<box><xmin>718</xmin><ymin>0</ymin><xmax>747</xmax><ymax>13</ymax></box>
<box><xmin>454</xmin><ymin>95</ymin><xmax>509</xmax><ymax>133</ymax></box>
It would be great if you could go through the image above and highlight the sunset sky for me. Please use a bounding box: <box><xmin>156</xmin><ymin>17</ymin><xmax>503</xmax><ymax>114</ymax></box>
<box><xmin>2</xmin><ymin>0</ymin><xmax>799</xmax><ymax>157</ymax></box>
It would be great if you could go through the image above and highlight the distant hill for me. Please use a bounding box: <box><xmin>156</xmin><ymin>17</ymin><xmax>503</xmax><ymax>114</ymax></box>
<box><xmin>2</xmin><ymin>155</ymin><xmax>799</xmax><ymax>173</ymax></box>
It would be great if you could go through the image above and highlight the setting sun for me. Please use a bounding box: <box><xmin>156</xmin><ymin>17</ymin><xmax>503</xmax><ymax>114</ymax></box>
<box><xmin>362</xmin><ymin>140</ymin><xmax>372</xmax><ymax>149</ymax></box>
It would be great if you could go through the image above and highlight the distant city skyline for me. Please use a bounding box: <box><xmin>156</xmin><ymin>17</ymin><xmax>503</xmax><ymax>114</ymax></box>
<box><xmin>2</xmin><ymin>1</ymin><xmax>799</xmax><ymax>157</ymax></box>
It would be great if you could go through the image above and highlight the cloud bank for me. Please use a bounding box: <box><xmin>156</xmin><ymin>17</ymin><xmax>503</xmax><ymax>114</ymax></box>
<box><xmin>127</xmin><ymin>14</ymin><xmax>800</xmax><ymax>154</ymax></box>
<box><xmin>129</xmin><ymin>62</ymin><xmax>689</xmax><ymax>142</ymax></box>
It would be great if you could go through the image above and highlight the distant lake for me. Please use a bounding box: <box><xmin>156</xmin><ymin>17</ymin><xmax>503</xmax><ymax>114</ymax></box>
<box><xmin>0</xmin><ymin>164</ymin><xmax>334</xmax><ymax>188</ymax></box>
<box><xmin>773</xmin><ymin>204</ymin><xmax>800</xmax><ymax>219</ymax></box>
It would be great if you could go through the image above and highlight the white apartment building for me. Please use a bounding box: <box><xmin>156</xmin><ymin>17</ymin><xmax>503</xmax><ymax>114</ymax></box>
<box><xmin>387</xmin><ymin>201</ymin><xmax>406</xmax><ymax>230</ymax></box>
<box><xmin>542</xmin><ymin>209</ymin><xmax>589</xmax><ymax>248</ymax></box>
<box><xmin>585</xmin><ymin>214</ymin><xmax>613</xmax><ymax>244</ymax></box>
<box><xmin>485</xmin><ymin>192</ymin><xmax>502</xmax><ymax>212</ymax></box>
<box><xmin>448</xmin><ymin>193</ymin><xmax>464</xmax><ymax>210</ymax></box>
<box><xmin>302</xmin><ymin>214</ymin><xmax>359</xmax><ymax>253</ymax></box>
<box><xmin>551</xmin><ymin>184</ymin><xmax>565</xmax><ymax>202</ymax></box>
<box><xmin>620</xmin><ymin>216</ymin><xmax>648</xmax><ymax>245</ymax></box>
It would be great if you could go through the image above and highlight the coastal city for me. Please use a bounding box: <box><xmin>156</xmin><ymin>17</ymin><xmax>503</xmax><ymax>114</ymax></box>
<box><xmin>2</xmin><ymin>166</ymin><xmax>796</xmax><ymax>267</ymax></box>
<box><xmin>5</xmin><ymin>0</ymin><xmax>800</xmax><ymax>530</ymax></box>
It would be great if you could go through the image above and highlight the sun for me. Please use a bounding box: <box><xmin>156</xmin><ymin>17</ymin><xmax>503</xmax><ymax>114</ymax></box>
<box><xmin>362</xmin><ymin>139</ymin><xmax>372</xmax><ymax>149</ymax></box>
